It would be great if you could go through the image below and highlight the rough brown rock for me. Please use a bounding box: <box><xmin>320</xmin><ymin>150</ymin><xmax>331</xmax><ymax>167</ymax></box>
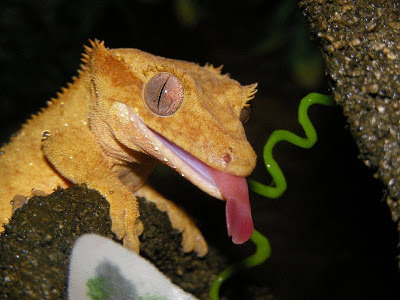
<box><xmin>0</xmin><ymin>186</ymin><xmax>225</xmax><ymax>299</ymax></box>
<box><xmin>300</xmin><ymin>0</ymin><xmax>400</xmax><ymax>236</ymax></box>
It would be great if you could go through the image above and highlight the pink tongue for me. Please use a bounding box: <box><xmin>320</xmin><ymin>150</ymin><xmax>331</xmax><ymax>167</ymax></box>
<box><xmin>208</xmin><ymin>168</ymin><xmax>254</xmax><ymax>244</ymax></box>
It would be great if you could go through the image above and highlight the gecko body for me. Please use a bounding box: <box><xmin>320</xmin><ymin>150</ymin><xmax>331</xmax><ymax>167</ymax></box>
<box><xmin>0</xmin><ymin>40</ymin><xmax>257</xmax><ymax>256</ymax></box>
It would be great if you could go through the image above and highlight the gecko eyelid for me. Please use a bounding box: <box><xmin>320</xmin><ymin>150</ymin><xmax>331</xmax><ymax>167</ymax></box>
<box><xmin>144</xmin><ymin>73</ymin><xmax>184</xmax><ymax>116</ymax></box>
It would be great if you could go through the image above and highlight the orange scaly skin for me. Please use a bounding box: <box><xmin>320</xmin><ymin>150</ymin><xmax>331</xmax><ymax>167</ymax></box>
<box><xmin>0</xmin><ymin>40</ymin><xmax>257</xmax><ymax>256</ymax></box>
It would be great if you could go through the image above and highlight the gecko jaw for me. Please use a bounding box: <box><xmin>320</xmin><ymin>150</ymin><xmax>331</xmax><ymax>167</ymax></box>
<box><xmin>125</xmin><ymin>107</ymin><xmax>223</xmax><ymax>200</ymax></box>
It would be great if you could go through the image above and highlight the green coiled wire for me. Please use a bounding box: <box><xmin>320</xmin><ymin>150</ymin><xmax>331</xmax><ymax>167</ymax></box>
<box><xmin>209</xmin><ymin>93</ymin><xmax>334</xmax><ymax>300</ymax></box>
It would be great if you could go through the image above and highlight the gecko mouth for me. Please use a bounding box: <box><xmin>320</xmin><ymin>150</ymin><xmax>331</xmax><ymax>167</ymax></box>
<box><xmin>150</xmin><ymin>130</ymin><xmax>219</xmax><ymax>192</ymax></box>
<box><xmin>126</xmin><ymin>106</ymin><xmax>254</xmax><ymax>244</ymax></box>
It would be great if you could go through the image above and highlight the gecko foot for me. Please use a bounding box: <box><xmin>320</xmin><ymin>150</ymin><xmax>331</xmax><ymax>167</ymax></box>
<box><xmin>109</xmin><ymin>195</ymin><xmax>141</xmax><ymax>253</ymax></box>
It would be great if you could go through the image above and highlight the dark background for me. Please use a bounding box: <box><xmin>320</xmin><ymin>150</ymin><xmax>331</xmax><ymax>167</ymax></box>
<box><xmin>0</xmin><ymin>1</ymin><xmax>399</xmax><ymax>299</ymax></box>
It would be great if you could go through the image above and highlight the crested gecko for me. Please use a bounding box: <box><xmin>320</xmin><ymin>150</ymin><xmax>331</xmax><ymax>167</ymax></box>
<box><xmin>0</xmin><ymin>40</ymin><xmax>257</xmax><ymax>256</ymax></box>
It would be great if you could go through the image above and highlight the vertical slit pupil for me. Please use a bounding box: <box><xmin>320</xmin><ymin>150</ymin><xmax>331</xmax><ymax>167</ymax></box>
<box><xmin>157</xmin><ymin>77</ymin><xmax>169</xmax><ymax>111</ymax></box>
<box><xmin>144</xmin><ymin>73</ymin><xmax>184</xmax><ymax>116</ymax></box>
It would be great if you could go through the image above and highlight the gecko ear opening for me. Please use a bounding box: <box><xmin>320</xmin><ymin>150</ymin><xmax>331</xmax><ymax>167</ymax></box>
<box><xmin>143</xmin><ymin>73</ymin><xmax>184</xmax><ymax>116</ymax></box>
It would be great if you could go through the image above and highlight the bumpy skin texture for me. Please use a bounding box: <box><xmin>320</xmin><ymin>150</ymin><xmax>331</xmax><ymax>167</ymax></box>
<box><xmin>0</xmin><ymin>40</ymin><xmax>257</xmax><ymax>255</ymax></box>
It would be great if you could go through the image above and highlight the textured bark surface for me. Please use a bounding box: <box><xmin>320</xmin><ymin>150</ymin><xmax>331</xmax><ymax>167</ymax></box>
<box><xmin>300</xmin><ymin>1</ymin><xmax>400</xmax><ymax>234</ymax></box>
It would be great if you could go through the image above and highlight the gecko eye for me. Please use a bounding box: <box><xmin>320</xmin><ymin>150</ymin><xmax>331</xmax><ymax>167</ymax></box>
<box><xmin>239</xmin><ymin>105</ymin><xmax>251</xmax><ymax>124</ymax></box>
<box><xmin>144</xmin><ymin>73</ymin><xmax>184</xmax><ymax>116</ymax></box>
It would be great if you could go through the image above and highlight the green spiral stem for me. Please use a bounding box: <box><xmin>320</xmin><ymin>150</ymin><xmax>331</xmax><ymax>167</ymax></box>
<box><xmin>209</xmin><ymin>93</ymin><xmax>334</xmax><ymax>300</ymax></box>
<box><xmin>248</xmin><ymin>93</ymin><xmax>334</xmax><ymax>198</ymax></box>
<box><xmin>209</xmin><ymin>229</ymin><xmax>271</xmax><ymax>299</ymax></box>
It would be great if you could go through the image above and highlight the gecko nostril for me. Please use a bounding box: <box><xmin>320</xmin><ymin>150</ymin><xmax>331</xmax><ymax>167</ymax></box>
<box><xmin>222</xmin><ymin>153</ymin><xmax>231</xmax><ymax>164</ymax></box>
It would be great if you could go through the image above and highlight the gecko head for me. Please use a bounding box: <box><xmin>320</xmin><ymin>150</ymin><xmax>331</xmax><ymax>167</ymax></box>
<box><xmin>84</xmin><ymin>40</ymin><xmax>257</xmax><ymax>244</ymax></box>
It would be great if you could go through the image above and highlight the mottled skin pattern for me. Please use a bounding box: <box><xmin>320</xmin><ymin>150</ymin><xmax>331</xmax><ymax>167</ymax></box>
<box><xmin>0</xmin><ymin>40</ymin><xmax>257</xmax><ymax>256</ymax></box>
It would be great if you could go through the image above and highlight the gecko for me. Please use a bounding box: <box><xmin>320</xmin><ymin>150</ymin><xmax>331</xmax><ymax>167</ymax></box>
<box><xmin>0</xmin><ymin>40</ymin><xmax>257</xmax><ymax>257</ymax></box>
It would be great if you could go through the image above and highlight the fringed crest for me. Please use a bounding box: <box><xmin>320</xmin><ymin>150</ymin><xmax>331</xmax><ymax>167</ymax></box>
<box><xmin>243</xmin><ymin>83</ymin><xmax>258</xmax><ymax>106</ymax></box>
<box><xmin>204</xmin><ymin>63</ymin><xmax>224</xmax><ymax>76</ymax></box>
<box><xmin>79</xmin><ymin>39</ymin><xmax>106</xmax><ymax>73</ymax></box>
